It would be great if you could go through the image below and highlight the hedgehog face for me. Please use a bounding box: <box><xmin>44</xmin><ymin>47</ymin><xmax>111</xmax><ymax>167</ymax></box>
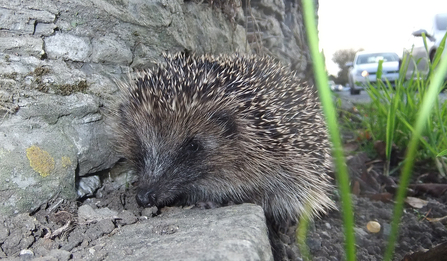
<box><xmin>129</xmin><ymin>109</ymin><xmax>242</xmax><ymax>208</ymax></box>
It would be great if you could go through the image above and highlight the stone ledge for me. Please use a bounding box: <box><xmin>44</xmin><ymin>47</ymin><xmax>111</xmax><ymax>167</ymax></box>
<box><xmin>72</xmin><ymin>204</ymin><xmax>274</xmax><ymax>261</ymax></box>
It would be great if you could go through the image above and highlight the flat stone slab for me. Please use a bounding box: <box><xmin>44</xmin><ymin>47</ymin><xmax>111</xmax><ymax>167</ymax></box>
<box><xmin>72</xmin><ymin>204</ymin><xmax>273</xmax><ymax>261</ymax></box>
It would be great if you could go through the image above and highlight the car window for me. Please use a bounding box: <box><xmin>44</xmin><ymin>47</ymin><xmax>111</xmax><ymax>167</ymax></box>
<box><xmin>356</xmin><ymin>53</ymin><xmax>399</xmax><ymax>64</ymax></box>
<box><xmin>435</xmin><ymin>13</ymin><xmax>447</xmax><ymax>30</ymax></box>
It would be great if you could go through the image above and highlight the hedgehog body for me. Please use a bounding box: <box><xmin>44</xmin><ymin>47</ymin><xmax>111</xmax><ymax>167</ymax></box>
<box><xmin>112</xmin><ymin>53</ymin><xmax>334</xmax><ymax>235</ymax></box>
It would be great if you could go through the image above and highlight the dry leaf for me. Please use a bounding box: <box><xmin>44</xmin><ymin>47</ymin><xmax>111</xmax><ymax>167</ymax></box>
<box><xmin>426</xmin><ymin>215</ymin><xmax>447</xmax><ymax>222</ymax></box>
<box><xmin>409</xmin><ymin>183</ymin><xmax>447</xmax><ymax>197</ymax></box>
<box><xmin>405</xmin><ymin>197</ymin><xmax>428</xmax><ymax>209</ymax></box>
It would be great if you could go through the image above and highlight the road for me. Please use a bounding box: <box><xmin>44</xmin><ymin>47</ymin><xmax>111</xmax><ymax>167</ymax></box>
<box><xmin>333</xmin><ymin>88</ymin><xmax>447</xmax><ymax>109</ymax></box>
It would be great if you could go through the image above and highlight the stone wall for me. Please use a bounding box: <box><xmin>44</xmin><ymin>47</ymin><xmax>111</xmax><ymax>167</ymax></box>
<box><xmin>0</xmin><ymin>0</ymin><xmax>312</xmax><ymax>216</ymax></box>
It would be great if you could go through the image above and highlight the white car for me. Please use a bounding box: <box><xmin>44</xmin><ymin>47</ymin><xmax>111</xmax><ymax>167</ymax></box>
<box><xmin>346</xmin><ymin>51</ymin><xmax>400</xmax><ymax>95</ymax></box>
<box><xmin>328</xmin><ymin>80</ymin><xmax>344</xmax><ymax>91</ymax></box>
<box><xmin>405</xmin><ymin>12</ymin><xmax>447</xmax><ymax>79</ymax></box>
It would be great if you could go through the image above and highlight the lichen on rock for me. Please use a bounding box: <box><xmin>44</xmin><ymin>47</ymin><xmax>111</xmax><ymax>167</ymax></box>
<box><xmin>26</xmin><ymin>145</ymin><xmax>55</xmax><ymax>177</ymax></box>
<box><xmin>61</xmin><ymin>156</ymin><xmax>72</xmax><ymax>168</ymax></box>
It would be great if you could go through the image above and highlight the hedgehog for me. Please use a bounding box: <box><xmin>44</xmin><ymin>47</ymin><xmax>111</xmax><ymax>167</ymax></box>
<box><xmin>111</xmin><ymin>53</ymin><xmax>335</xmax><ymax>259</ymax></box>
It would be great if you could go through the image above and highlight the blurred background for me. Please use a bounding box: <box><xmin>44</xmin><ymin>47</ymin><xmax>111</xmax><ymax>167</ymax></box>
<box><xmin>319</xmin><ymin>0</ymin><xmax>447</xmax><ymax>83</ymax></box>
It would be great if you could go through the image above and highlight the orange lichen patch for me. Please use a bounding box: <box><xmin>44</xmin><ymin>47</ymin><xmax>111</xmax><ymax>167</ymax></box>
<box><xmin>61</xmin><ymin>156</ymin><xmax>72</xmax><ymax>168</ymax></box>
<box><xmin>26</xmin><ymin>145</ymin><xmax>55</xmax><ymax>177</ymax></box>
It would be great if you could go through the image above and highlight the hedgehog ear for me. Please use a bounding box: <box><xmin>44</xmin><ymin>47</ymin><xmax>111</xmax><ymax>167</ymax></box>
<box><xmin>211</xmin><ymin>111</ymin><xmax>238</xmax><ymax>139</ymax></box>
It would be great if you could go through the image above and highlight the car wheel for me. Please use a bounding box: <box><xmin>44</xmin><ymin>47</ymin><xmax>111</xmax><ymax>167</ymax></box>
<box><xmin>350</xmin><ymin>87</ymin><xmax>360</xmax><ymax>95</ymax></box>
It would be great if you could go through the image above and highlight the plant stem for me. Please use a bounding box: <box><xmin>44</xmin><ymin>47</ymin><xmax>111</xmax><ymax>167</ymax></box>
<box><xmin>302</xmin><ymin>1</ymin><xmax>356</xmax><ymax>261</ymax></box>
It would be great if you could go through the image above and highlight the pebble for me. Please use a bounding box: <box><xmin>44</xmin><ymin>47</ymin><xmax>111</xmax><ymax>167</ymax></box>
<box><xmin>320</xmin><ymin>231</ymin><xmax>331</xmax><ymax>239</ymax></box>
<box><xmin>78</xmin><ymin>205</ymin><xmax>118</xmax><ymax>223</ymax></box>
<box><xmin>366</xmin><ymin>221</ymin><xmax>381</xmax><ymax>233</ymax></box>
<box><xmin>141</xmin><ymin>206</ymin><xmax>158</xmax><ymax>217</ymax></box>
<box><xmin>381</xmin><ymin>223</ymin><xmax>391</xmax><ymax>237</ymax></box>
<box><xmin>117</xmin><ymin>210</ymin><xmax>137</xmax><ymax>225</ymax></box>
<box><xmin>306</xmin><ymin>238</ymin><xmax>322</xmax><ymax>251</ymax></box>
<box><xmin>19</xmin><ymin>249</ymin><xmax>33</xmax><ymax>260</ymax></box>
<box><xmin>48</xmin><ymin>249</ymin><xmax>71</xmax><ymax>261</ymax></box>
<box><xmin>354</xmin><ymin>227</ymin><xmax>368</xmax><ymax>237</ymax></box>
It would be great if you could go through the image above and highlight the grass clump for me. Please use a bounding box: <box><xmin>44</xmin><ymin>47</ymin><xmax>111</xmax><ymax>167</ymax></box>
<box><xmin>302</xmin><ymin>1</ymin><xmax>447</xmax><ymax>260</ymax></box>
<box><xmin>349</xmin><ymin>33</ymin><xmax>447</xmax><ymax>177</ymax></box>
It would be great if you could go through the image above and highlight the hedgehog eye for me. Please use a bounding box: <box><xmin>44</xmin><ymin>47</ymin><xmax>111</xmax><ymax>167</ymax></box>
<box><xmin>186</xmin><ymin>139</ymin><xmax>201</xmax><ymax>152</ymax></box>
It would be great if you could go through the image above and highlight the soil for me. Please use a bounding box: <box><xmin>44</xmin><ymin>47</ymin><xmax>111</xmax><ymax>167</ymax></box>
<box><xmin>1</xmin><ymin>153</ymin><xmax>447</xmax><ymax>261</ymax></box>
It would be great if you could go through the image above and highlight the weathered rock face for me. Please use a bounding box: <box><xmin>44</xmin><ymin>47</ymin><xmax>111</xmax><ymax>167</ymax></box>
<box><xmin>0</xmin><ymin>0</ymin><xmax>312</xmax><ymax>216</ymax></box>
<box><xmin>0</xmin><ymin>93</ymin><xmax>110</xmax><ymax>214</ymax></box>
<box><xmin>72</xmin><ymin>204</ymin><xmax>274</xmax><ymax>260</ymax></box>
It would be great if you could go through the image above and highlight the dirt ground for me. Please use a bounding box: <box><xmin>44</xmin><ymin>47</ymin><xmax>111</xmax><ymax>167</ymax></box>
<box><xmin>1</xmin><ymin>152</ymin><xmax>447</xmax><ymax>260</ymax></box>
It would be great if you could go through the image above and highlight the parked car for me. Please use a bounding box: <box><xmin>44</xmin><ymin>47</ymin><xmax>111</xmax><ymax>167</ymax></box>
<box><xmin>346</xmin><ymin>51</ymin><xmax>400</xmax><ymax>95</ymax></box>
<box><xmin>404</xmin><ymin>12</ymin><xmax>447</xmax><ymax>79</ymax></box>
<box><xmin>331</xmin><ymin>84</ymin><xmax>344</xmax><ymax>91</ymax></box>
<box><xmin>328</xmin><ymin>80</ymin><xmax>344</xmax><ymax>91</ymax></box>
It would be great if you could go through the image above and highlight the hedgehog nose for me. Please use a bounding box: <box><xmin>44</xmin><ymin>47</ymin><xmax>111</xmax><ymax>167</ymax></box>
<box><xmin>136</xmin><ymin>189</ymin><xmax>157</xmax><ymax>207</ymax></box>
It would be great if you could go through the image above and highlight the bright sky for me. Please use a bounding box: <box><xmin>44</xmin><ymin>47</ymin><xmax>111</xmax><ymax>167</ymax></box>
<box><xmin>318</xmin><ymin>0</ymin><xmax>447</xmax><ymax>75</ymax></box>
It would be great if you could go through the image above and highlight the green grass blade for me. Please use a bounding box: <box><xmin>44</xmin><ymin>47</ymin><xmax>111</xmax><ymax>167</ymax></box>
<box><xmin>431</xmin><ymin>32</ymin><xmax>446</xmax><ymax>68</ymax></box>
<box><xmin>384</xmin><ymin>81</ymin><xmax>399</xmax><ymax>176</ymax></box>
<box><xmin>395</xmin><ymin>110</ymin><xmax>438</xmax><ymax>156</ymax></box>
<box><xmin>422</xmin><ymin>33</ymin><xmax>429</xmax><ymax>55</ymax></box>
<box><xmin>432</xmin><ymin>33</ymin><xmax>447</xmax><ymax>142</ymax></box>
<box><xmin>377</xmin><ymin>59</ymin><xmax>383</xmax><ymax>79</ymax></box>
<box><xmin>384</xmin><ymin>43</ymin><xmax>447</xmax><ymax>261</ymax></box>
<box><xmin>302</xmin><ymin>1</ymin><xmax>355</xmax><ymax>261</ymax></box>
<box><xmin>297</xmin><ymin>205</ymin><xmax>312</xmax><ymax>261</ymax></box>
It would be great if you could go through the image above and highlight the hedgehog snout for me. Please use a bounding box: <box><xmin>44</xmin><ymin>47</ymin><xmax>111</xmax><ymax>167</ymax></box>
<box><xmin>136</xmin><ymin>188</ymin><xmax>157</xmax><ymax>207</ymax></box>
